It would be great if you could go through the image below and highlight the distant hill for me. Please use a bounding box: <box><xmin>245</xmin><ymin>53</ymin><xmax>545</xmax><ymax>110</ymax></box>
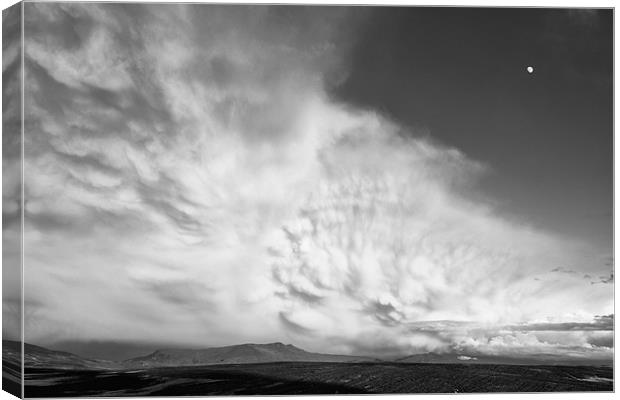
<box><xmin>3</xmin><ymin>340</ymin><xmax>119</xmax><ymax>370</ymax></box>
<box><xmin>396</xmin><ymin>352</ymin><xmax>613</xmax><ymax>367</ymax></box>
<box><xmin>45</xmin><ymin>340</ymin><xmax>167</xmax><ymax>361</ymax></box>
<box><xmin>123</xmin><ymin>342</ymin><xmax>377</xmax><ymax>368</ymax></box>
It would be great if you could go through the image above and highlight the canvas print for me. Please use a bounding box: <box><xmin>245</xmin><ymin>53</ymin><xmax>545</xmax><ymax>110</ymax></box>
<box><xmin>2</xmin><ymin>2</ymin><xmax>614</xmax><ymax>397</ymax></box>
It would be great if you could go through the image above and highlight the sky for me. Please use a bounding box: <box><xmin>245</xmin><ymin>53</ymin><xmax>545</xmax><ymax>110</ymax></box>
<box><xmin>2</xmin><ymin>3</ymin><xmax>613</xmax><ymax>362</ymax></box>
<box><xmin>333</xmin><ymin>7</ymin><xmax>613</xmax><ymax>252</ymax></box>
<box><xmin>2</xmin><ymin>2</ymin><xmax>23</xmax><ymax>347</ymax></box>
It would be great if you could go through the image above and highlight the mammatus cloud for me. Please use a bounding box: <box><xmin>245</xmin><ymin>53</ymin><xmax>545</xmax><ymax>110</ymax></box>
<box><xmin>19</xmin><ymin>3</ymin><xmax>612</xmax><ymax>361</ymax></box>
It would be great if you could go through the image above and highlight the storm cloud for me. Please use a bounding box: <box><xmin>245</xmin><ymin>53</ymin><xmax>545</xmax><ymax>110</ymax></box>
<box><xmin>19</xmin><ymin>3</ymin><xmax>612</xmax><ymax>362</ymax></box>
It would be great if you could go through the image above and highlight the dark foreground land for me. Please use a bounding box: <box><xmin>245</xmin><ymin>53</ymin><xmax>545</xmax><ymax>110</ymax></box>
<box><xmin>22</xmin><ymin>362</ymin><xmax>613</xmax><ymax>397</ymax></box>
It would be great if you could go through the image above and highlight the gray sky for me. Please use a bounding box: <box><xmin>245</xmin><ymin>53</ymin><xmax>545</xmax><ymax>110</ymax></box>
<box><xmin>7</xmin><ymin>3</ymin><xmax>612</xmax><ymax>362</ymax></box>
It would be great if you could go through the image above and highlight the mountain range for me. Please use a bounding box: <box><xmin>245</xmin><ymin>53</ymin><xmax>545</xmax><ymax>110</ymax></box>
<box><xmin>2</xmin><ymin>340</ymin><xmax>612</xmax><ymax>370</ymax></box>
<box><xmin>122</xmin><ymin>342</ymin><xmax>377</xmax><ymax>368</ymax></box>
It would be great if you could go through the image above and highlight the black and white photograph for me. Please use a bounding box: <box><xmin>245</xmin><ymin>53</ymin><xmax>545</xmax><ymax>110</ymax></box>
<box><xmin>1</xmin><ymin>1</ymin><xmax>615</xmax><ymax>397</ymax></box>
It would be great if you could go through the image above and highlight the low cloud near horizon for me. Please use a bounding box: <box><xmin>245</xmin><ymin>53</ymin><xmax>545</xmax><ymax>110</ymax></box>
<box><xmin>6</xmin><ymin>3</ymin><xmax>612</xmax><ymax>361</ymax></box>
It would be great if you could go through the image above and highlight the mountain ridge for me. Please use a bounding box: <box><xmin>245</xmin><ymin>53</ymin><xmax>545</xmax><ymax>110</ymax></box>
<box><xmin>2</xmin><ymin>340</ymin><xmax>119</xmax><ymax>370</ymax></box>
<box><xmin>3</xmin><ymin>340</ymin><xmax>611</xmax><ymax>369</ymax></box>
<box><xmin>122</xmin><ymin>342</ymin><xmax>378</xmax><ymax>367</ymax></box>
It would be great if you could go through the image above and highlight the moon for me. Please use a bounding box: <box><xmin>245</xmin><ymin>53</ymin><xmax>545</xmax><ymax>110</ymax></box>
<box><xmin>526</xmin><ymin>66</ymin><xmax>534</xmax><ymax>74</ymax></box>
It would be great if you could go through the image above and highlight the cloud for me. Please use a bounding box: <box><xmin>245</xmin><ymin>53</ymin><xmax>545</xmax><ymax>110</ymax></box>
<box><xmin>20</xmin><ymin>3</ymin><xmax>612</xmax><ymax>361</ymax></box>
<box><xmin>591</xmin><ymin>272</ymin><xmax>614</xmax><ymax>285</ymax></box>
<box><xmin>550</xmin><ymin>267</ymin><xmax>577</xmax><ymax>274</ymax></box>
<box><xmin>456</xmin><ymin>330</ymin><xmax>613</xmax><ymax>360</ymax></box>
<box><xmin>505</xmin><ymin>314</ymin><xmax>613</xmax><ymax>332</ymax></box>
<box><xmin>2</xmin><ymin>3</ymin><xmax>23</xmax><ymax>341</ymax></box>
